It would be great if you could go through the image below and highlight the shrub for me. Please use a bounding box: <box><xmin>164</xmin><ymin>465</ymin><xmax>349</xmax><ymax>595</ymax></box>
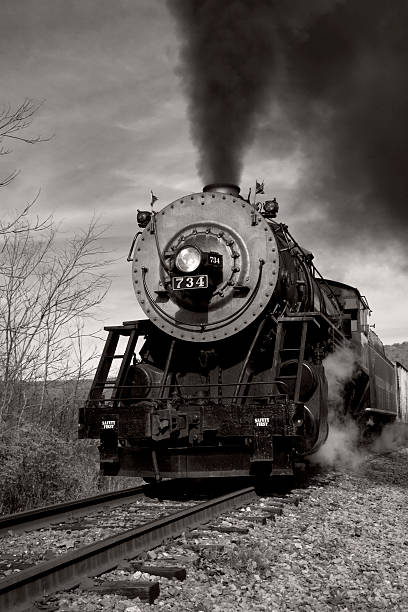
<box><xmin>0</xmin><ymin>424</ymin><xmax>100</xmax><ymax>514</ymax></box>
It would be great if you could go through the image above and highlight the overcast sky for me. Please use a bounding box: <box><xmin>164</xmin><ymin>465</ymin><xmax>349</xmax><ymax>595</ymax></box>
<box><xmin>1</xmin><ymin>0</ymin><xmax>407</xmax><ymax>345</ymax></box>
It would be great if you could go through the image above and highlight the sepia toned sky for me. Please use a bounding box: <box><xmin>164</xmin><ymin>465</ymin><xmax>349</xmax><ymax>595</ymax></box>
<box><xmin>1</xmin><ymin>0</ymin><xmax>407</xmax><ymax>344</ymax></box>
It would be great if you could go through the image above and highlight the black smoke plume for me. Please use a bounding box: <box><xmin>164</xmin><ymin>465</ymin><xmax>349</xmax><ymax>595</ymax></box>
<box><xmin>276</xmin><ymin>0</ymin><xmax>408</xmax><ymax>251</ymax></box>
<box><xmin>169</xmin><ymin>0</ymin><xmax>408</xmax><ymax>250</ymax></box>
<box><xmin>167</xmin><ymin>0</ymin><xmax>278</xmax><ymax>185</ymax></box>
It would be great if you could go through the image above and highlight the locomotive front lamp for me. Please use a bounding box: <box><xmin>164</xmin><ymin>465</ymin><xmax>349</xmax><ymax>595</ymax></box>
<box><xmin>263</xmin><ymin>198</ymin><xmax>279</xmax><ymax>218</ymax></box>
<box><xmin>175</xmin><ymin>246</ymin><xmax>202</xmax><ymax>273</ymax></box>
<box><xmin>137</xmin><ymin>210</ymin><xmax>152</xmax><ymax>228</ymax></box>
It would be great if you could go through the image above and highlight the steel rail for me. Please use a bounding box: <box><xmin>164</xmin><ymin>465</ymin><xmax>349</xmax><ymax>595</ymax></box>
<box><xmin>0</xmin><ymin>486</ymin><xmax>257</xmax><ymax>612</ymax></box>
<box><xmin>0</xmin><ymin>486</ymin><xmax>146</xmax><ymax>535</ymax></box>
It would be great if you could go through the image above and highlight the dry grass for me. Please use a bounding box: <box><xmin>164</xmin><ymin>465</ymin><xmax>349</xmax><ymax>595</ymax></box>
<box><xmin>0</xmin><ymin>424</ymin><xmax>100</xmax><ymax>514</ymax></box>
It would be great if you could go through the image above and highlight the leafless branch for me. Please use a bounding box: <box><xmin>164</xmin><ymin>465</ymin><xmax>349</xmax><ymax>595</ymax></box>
<box><xmin>0</xmin><ymin>99</ymin><xmax>47</xmax><ymax>143</ymax></box>
<box><xmin>0</xmin><ymin>98</ymin><xmax>52</xmax><ymax>187</ymax></box>
<box><xmin>0</xmin><ymin>169</ymin><xmax>19</xmax><ymax>187</ymax></box>
<box><xmin>0</xmin><ymin>193</ymin><xmax>52</xmax><ymax>238</ymax></box>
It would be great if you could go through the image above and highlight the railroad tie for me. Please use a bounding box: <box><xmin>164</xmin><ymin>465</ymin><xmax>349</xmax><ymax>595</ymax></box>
<box><xmin>90</xmin><ymin>580</ymin><xmax>160</xmax><ymax>604</ymax></box>
<box><xmin>131</xmin><ymin>562</ymin><xmax>187</xmax><ymax>581</ymax></box>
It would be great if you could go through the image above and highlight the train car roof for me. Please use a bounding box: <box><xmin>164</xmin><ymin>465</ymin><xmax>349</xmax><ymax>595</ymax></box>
<box><xmin>396</xmin><ymin>360</ymin><xmax>408</xmax><ymax>373</ymax></box>
<box><xmin>316</xmin><ymin>278</ymin><xmax>370</xmax><ymax>310</ymax></box>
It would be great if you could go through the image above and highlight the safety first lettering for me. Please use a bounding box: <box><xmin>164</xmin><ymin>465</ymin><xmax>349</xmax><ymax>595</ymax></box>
<box><xmin>255</xmin><ymin>417</ymin><xmax>270</xmax><ymax>427</ymax></box>
<box><xmin>102</xmin><ymin>420</ymin><xmax>116</xmax><ymax>429</ymax></box>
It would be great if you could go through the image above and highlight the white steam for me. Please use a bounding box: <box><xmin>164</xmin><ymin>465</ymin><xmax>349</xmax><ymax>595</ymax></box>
<box><xmin>371</xmin><ymin>421</ymin><xmax>406</xmax><ymax>453</ymax></box>
<box><xmin>311</xmin><ymin>345</ymin><xmax>364</xmax><ymax>469</ymax></box>
<box><xmin>311</xmin><ymin>345</ymin><xmax>406</xmax><ymax>470</ymax></box>
<box><xmin>323</xmin><ymin>345</ymin><xmax>356</xmax><ymax>408</ymax></box>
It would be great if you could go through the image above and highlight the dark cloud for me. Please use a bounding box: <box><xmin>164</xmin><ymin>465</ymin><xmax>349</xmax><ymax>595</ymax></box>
<box><xmin>274</xmin><ymin>0</ymin><xmax>408</xmax><ymax>249</ymax></box>
<box><xmin>168</xmin><ymin>0</ymin><xmax>408</xmax><ymax>250</ymax></box>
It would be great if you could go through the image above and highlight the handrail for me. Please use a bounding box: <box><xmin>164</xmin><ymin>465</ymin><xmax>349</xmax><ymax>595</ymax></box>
<box><xmin>127</xmin><ymin>231</ymin><xmax>142</xmax><ymax>262</ymax></box>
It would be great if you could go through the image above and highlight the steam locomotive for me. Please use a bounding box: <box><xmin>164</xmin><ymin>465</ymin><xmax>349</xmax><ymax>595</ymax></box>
<box><xmin>79</xmin><ymin>183</ymin><xmax>406</xmax><ymax>479</ymax></box>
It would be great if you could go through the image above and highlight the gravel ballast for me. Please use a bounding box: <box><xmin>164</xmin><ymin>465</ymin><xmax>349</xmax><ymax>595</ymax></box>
<box><xmin>6</xmin><ymin>448</ymin><xmax>408</xmax><ymax>611</ymax></box>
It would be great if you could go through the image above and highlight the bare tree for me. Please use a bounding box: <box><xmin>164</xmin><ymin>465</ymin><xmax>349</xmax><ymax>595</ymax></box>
<box><xmin>0</xmin><ymin>98</ymin><xmax>50</xmax><ymax>187</ymax></box>
<box><xmin>0</xmin><ymin>99</ymin><xmax>111</xmax><ymax>509</ymax></box>
<box><xmin>0</xmin><ymin>213</ymin><xmax>112</xmax><ymax>425</ymax></box>
<box><xmin>1</xmin><ymin>99</ymin><xmax>52</xmax><ymax>239</ymax></box>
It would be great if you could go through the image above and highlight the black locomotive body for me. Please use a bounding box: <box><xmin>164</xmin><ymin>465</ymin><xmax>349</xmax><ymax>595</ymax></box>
<box><xmin>79</xmin><ymin>183</ymin><xmax>402</xmax><ymax>478</ymax></box>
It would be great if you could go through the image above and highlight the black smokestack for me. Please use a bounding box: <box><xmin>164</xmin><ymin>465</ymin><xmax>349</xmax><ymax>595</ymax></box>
<box><xmin>167</xmin><ymin>0</ymin><xmax>277</xmax><ymax>185</ymax></box>
<box><xmin>203</xmin><ymin>183</ymin><xmax>240</xmax><ymax>197</ymax></box>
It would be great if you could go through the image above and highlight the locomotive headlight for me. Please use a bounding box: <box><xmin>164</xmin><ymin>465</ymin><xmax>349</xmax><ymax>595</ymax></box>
<box><xmin>175</xmin><ymin>246</ymin><xmax>202</xmax><ymax>273</ymax></box>
<box><xmin>263</xmin><ymin>198</ymin><xmax>279</xmax><ymax>218</ymax></box>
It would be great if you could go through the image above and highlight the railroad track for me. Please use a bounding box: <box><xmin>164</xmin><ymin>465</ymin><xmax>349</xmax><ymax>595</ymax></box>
<box><xmin>0</xmin><ymin>468</ymin><xmax>338</xmax><ymax>610</ymax></box>
<box><xmin>0</xmin><ymin>476</ymin><xmax>272</xmax><ymax>537</ymax></box>
<box><xmin>0</xmin><ymin>485</ymin><xmax>147</xmax><ymax>535</ymax></box>
<box><xmin>0</xmin><ymin>486</ymin><xmax>258</xmax><ymax>611</ymax></box>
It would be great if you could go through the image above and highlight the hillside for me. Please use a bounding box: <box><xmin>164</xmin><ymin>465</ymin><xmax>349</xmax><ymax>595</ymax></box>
<box><xmin>384</xmin><ymin>342</ymin><xmax>408</xmax><ymax>369</ymax></box>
